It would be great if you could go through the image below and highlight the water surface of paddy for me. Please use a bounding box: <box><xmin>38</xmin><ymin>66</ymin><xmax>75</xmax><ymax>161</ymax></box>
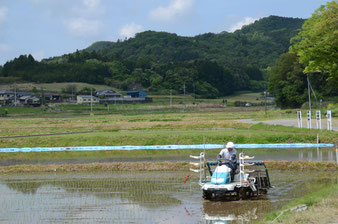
<box><xmin>0</xmin><ymin>147</ymin><xmax>336</xmax><ymax>166</ymax></box>
<box><xmin>0</xmin><ymin>171</ymin><xmax>336</xmax><ymax>223</ymax></box>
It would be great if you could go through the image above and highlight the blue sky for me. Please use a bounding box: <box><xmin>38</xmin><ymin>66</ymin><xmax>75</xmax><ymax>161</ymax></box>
<box><xmin>0</xmin><ymin>0</ymin><xmax>330</xmax><ymax>65</ymax></box>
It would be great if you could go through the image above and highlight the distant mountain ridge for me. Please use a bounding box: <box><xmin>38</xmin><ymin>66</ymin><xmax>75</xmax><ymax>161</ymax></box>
<box><xmin>86</xmin><ymin>15</ymin><xmax>305</xmax><ymax>68</ymax></box>
<box><xmin>0</xmin><ymin>15</ymin><xmax>306</xmax><ymax>98</ymax></box>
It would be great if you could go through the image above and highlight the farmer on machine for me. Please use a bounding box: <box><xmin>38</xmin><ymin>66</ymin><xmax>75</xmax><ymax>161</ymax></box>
<box><xmin>218</xmin><ymin>142</ymin><xmax>237</xmax><ymax>181</ymax></box>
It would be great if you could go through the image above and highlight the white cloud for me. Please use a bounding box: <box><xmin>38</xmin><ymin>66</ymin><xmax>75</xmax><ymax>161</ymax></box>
<box><xmin>119</xmin><ymin>23</ymin><xmax>144</xmax><ymax>39</ymax></box>
<box><xmin>32</xmin><ymin>50</ymin><xmax>45</xmax><ymax>61</ymax></box>
<box><xmin>149</xmin><ymin>0</ymin><xmax>195</xmax><ymax>23</ymax></box>
<box><xmin>229</xmin><ymin>17</ymin><xmax>258</xmax><ymax>32</ymax></box>
<box><xmin>74</xmin><ymin>0</ymin><xmax>104</xmax><ymax>16</ymax></box>
<box><xmin>0</xmin><ymin>7</ymin><xmax>8</xmax><ymax>24</ymax></box>
<box><xmin>82</xmin><ymin>0</ymin><xmax>100</xmax><ymax>11</ymax></box>
<box><xmin>65</xmin><ymin>18</ymin><xmax>102</xmax><ymax>37</ymax></box>
<box><xmin>0</xmin><ymin>43</ymin><xmax>10</xmax><ymax>52</ymax></box>
<box><xmin>29</xmin><ymin>0</ymin><xmax>104</xmax><ymax>37</ymax></box>
<box><xmin>30</xmin><ymin>0</ymin><xmax>43</xmax><ymax>4</ymax></box>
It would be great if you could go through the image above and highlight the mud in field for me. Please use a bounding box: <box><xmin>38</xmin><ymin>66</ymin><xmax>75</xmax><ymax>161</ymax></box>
<box><xmin>0</xmin><ymin>171</ymin><xmax>336</xmax><ymax>223</ymax></box>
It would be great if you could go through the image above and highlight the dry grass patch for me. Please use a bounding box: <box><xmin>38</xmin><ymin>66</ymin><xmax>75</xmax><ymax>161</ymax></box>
<box><xmin>271</xmin><ymin>193</ymin><xmax>338</xmax><ymax>224</ymax></box>
<box><xmin>265</xmin><ymin>161</ymin><xmax>338</xmax><ymax>171</ymax></box>
<box><xmin>0</xmin><ymin>161</ymin><xmax>336</xmax><ymax>174</ymax></box>
<box><xmin>0</xmin><ymin>162</ymin><xmax>189</xmax><ymax>174</ymax></box>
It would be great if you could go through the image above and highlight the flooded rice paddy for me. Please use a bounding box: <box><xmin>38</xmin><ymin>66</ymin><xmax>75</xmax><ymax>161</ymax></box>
<box><xmin>0</xmin><ymin>147</ymin><xmax>336</xmax><ymax>166</ymax></box>
<box><xmin>0</xmin><ymin>170</ymin><xmax>337</xmax><ymax>223</ymax></box>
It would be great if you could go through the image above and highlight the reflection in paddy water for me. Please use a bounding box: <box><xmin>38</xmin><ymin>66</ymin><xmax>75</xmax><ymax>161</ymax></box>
<box><xmin>0</xmin><ymin>171</ymin><xmax>337</xmax><ymax>223</ymax></box>
<box><xmin>0</xmin><ymin>148</ymin><xmax>336</xmax><ymax>167</ymax></box>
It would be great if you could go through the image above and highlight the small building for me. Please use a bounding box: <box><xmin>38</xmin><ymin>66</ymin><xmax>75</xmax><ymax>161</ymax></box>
<box><xmin>77</xmin><ymin>95</ymin><xmax>99</xmax><ymax>104</ymax></box>
<box><xmin>44</xmin><ymin>94</ymin><xmax>62</xmax><ymax>103</ymax></box>
<box><xmin>19</xmin><ymin>96</ymin><xmax>40</xmax><ymax>107</ymax></box>
<box><xmin>126</xmin><ymin>90</ymin><xmax>147</xmax><ymax>98</ymax></box>
<box><xmin>96</xmin><ymin>90</ymin><xmax>122</xmax><ymax>98</ymax></box>
<box><xmin>0</xmin><ymin>90</ymin><xmax>30</xmax><ymax>105</ymax></box>
<box><xmin>0</xmin><ymin>90</ymin><xmax>14</xmax><ymax>104</ymax></box>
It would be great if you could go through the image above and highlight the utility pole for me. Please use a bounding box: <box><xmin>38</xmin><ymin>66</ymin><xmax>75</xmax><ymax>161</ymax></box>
<box><xmin>170</xmin><ymin>89</ymin><xmax>172</xmax><ymax>107</ymax></box>
<box><xmin>90</xmin><ymin>88</ymin><xmax>93</xmax><ymax>113</ymax></box>
<box><xmin>192</xmin><ymin>79</ymin><xmax>196</xmax><ymax>99</ymax></box>
<box><xmin>71</xmin><ymin>84</ymin><xmax>74</xmax><ymax>101</ymax></box>
<box><xmin>264</xmin><ymin>91</ymin><xmax>267</xmax><ymax>117</ymax></box>
<box><xmin>183</xmin><ymin>82</ymin><xmax>186</xmax><ymax>110</ymax></box>
<box><xmin>40</xmin><ymin>83</ymin><xmax>44</xmax><ymax>106</ymax></box>
<box><xmin>307</xmin><ymin>74</ymin><xmax>311</xmax><ymax>113</ymax></box>
<box><xmin>14</xmin><ymin>82</ymin><xmax>17</xmax><ymax>107</ymax></box>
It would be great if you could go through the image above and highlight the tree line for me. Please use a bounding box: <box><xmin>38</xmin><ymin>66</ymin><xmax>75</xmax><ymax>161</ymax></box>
<box><xmin>268</xmin><ymin>1</ymin><xmax>337</xmax><ymax>108</ymax></box>
<box><xmin>0</xmin><ymin>52</ymin><xmax>267</xmax><ymax>98</ymax></box>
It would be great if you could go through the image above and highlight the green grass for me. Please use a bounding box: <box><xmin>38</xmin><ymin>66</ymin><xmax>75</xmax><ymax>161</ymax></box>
<box><xmin>0</xmin><ymin>126</ymin><xmax>336</xmax><ymax>161</ymax></box>
<box><xmin>0</xmin><ymin>127</ymin><xmax>335</xmax><ymax>147</ymax></box>
<box><xmin>0</xmin><ymin>102</ymin><xmax>303</xmax><ymax>118</ymax></box>
<box><xmin>258</xmin><ymin>184</ymin><xmax>338</xmax><ymax>223</ymax></box>
<box><xmin>0</xmin><ymin>104</ymin><xmax>336</xmax><ymax>162</ymax></box>
<box><xmin>225</xmin><ymin>91</ymin><xmax>272</xmax><ymax>103</ymax></box>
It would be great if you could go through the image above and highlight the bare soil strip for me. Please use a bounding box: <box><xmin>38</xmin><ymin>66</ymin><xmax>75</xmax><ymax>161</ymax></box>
<box><xmin>0</xmin><ymin>131</ymin><xmax>95</xmax><ymax>139</ymax></box>
<box><xmin>0</xmin><ymin>161</ymin><xmax>336</xmax><ymax>174</ymax></box>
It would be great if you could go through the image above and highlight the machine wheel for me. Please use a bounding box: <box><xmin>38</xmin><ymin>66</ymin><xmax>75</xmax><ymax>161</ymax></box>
<box><xmin>236</xmin><ymin>188</ymin><xmax>252</xmax><ymax>200</ymax></box>
<box><xmin>203</xmin><ymin>190</ymin><xmax>212</xmax><ymax>200</ymax></box>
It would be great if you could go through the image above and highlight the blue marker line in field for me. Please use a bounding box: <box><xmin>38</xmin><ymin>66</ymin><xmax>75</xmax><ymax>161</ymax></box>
<box><xmin>0</xmin><ymin>143</ymin><xmax>334</xmax><ymax>153</ymax></box>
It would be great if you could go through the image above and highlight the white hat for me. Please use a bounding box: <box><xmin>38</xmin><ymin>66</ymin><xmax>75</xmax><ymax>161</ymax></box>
<box><xmin>226</xmin><ymin>142</ymin><xmax>235</xmax><ymax>149</ymax></box>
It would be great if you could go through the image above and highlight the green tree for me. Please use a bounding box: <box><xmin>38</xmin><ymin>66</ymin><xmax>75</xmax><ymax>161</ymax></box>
<box><xmin>290</xmin><ymin>1</ymin><xmax>338</xmax><ymax>87</ymax></box>
<box><xmin>77</xmin><ymin>87</ymin><xmax>96</xmax><ymax>95</ymax></box>
<box><xmin>107</xmin><ymin>61</ymin><xmax>129</xmax><ymax>80</ymax></box>
<box><xmin>268</xmin><ymin>53</ymin><xmax>307</xmax><ymax>108</ymax></box>
<box><xmin>62</xmin><ymin>84</ymin><xmax>77</xmax><ymax>94</ymax></box>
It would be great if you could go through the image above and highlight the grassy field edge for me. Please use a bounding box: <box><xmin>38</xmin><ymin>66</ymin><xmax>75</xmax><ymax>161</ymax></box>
<box><xmin>256</xmin><ymin>184</ymin><xmax>338</xmax><ymax>223</ymax></box>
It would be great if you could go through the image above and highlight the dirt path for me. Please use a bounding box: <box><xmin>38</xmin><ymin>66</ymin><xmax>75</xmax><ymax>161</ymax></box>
<box><xmin>236</xmin><ymin>118</ymin><xmax>338</xmax><ymax>131</ymax></box>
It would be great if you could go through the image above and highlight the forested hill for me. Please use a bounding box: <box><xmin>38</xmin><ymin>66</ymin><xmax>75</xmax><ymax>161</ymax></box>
<box><xmin>86</xmin><ymin>16</ymin><xmax>305</xmax><ymax>68</ymax></box>
<box><xmin>0</xmin><ymin>15</ymin><xmax>305</xmax><ymax>98</ymax></box>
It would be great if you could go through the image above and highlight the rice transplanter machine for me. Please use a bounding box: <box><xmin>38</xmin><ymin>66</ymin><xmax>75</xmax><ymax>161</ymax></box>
<box><xmin>190</xmin><ymin>152</ymin><xmax>272</xmax><ymax>200</ymax></box>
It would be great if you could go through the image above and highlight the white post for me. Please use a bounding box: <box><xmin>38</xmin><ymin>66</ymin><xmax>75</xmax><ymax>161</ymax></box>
<box><xmin>297</xmin><ymin>111</ymin><xmax>302</xmax><ymax>128</ymax></box>
<box><xmin>317</xmin><ymin>134</ymin><xmax>320</xmax><ymax>161</ymax></box>
<box><xmin>327</xmin><ymin>110</ymin><xmax>332</xmax><ymax>131</ymax></box>
<box><xmin>317</xmin><ymin>147</ymin><xmax>320</xmax><ymax>161</ymax></box>
<box><xmin>328</xmin><ymin>151</ymin><xmax>333</xmax><ymax>162</ymax></box>
<box><xmin>308</xmin><ymin>151</ymin><xmax>313</xmax><ymax>161</ymax></box>
<box><xmin>307</xmin><ymin>110</ymin><xmax>311</xmax><ymax>129</ymax></box>
<box><xmin>299</xmin><ymin>151</ymin><xmax>303</xmax><ymax>160</ymax></box>
<box><xmin>336</xmin><ymin>147</ymin><xmax>338</xmax><ymax>164</ymax></box>
<box><xmin>316</xmin><ymin>110</ymin><xmax>321</xmax><ymax>129</ymax></box>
